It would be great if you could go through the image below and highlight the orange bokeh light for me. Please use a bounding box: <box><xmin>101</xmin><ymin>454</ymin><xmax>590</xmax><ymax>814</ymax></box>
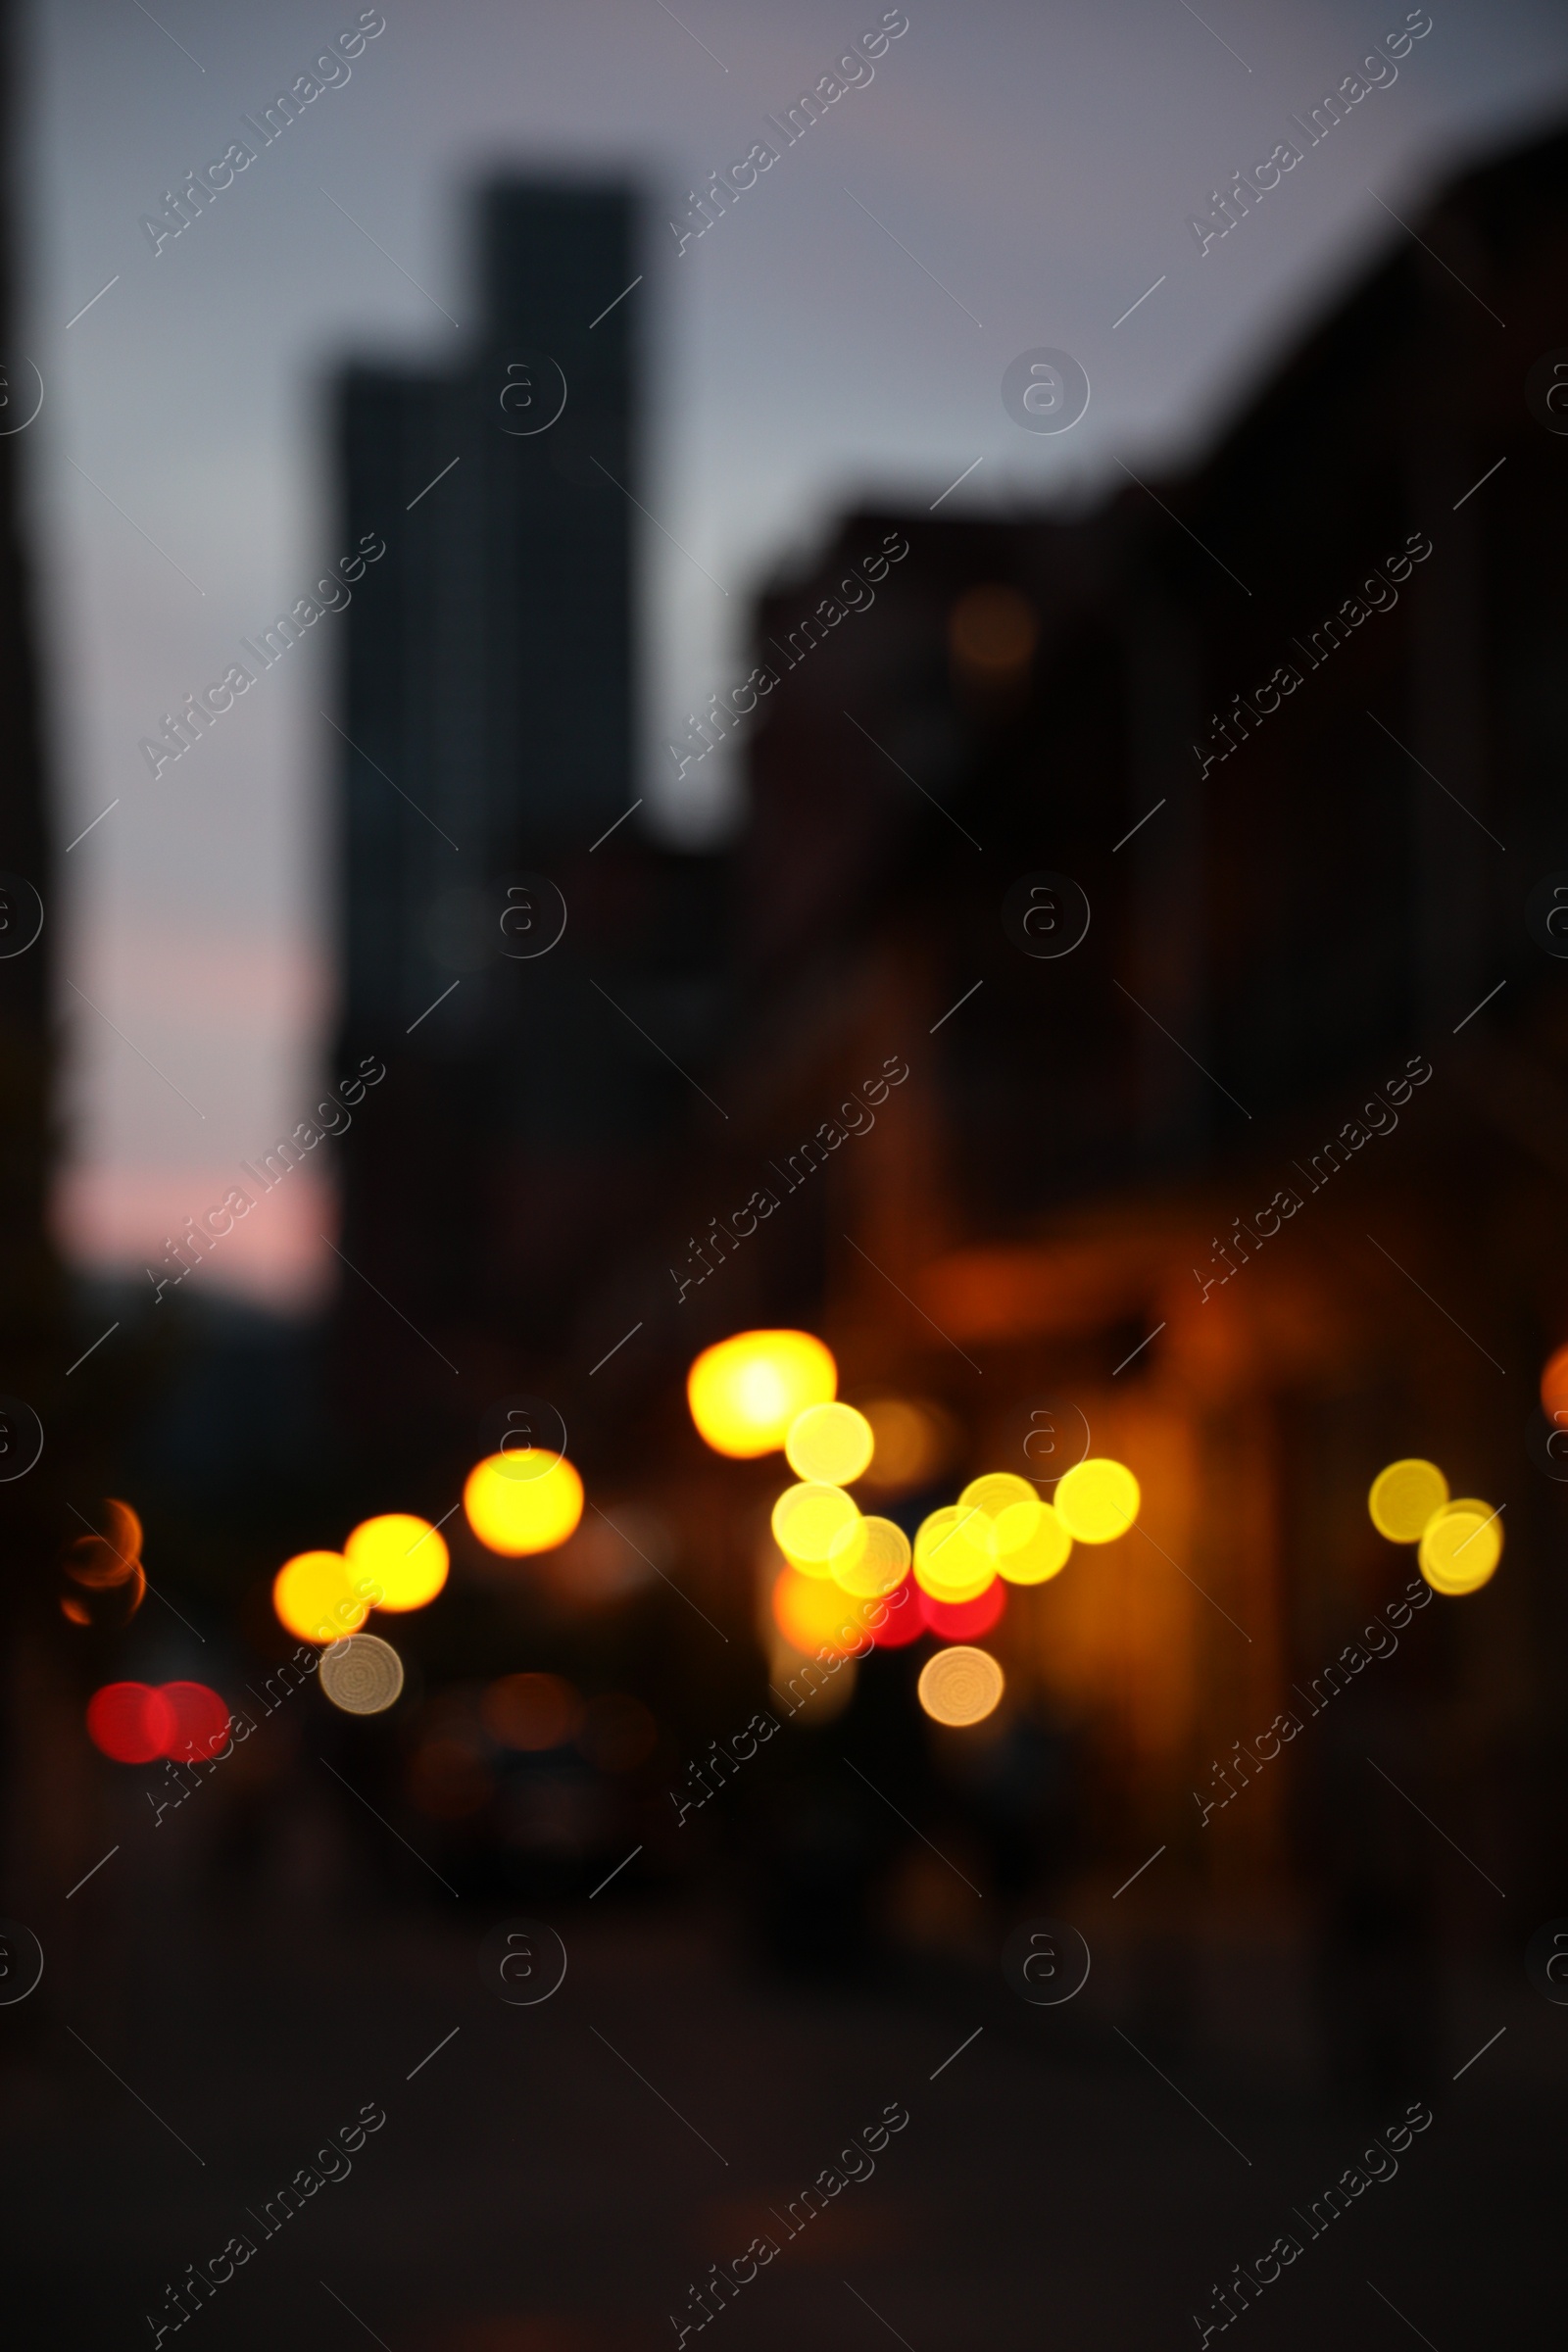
<box><xmin>481</xmin><ymin>1672</ymin><xmax>585</xmax><ymax>1750</ymax></box>
<box><xmin>1542</xmin><ymin>1343</ymin><xmax>1568</xmax><ymax>1424</ymax></box>
<box><xmin>771</xmin><ymin>1566</ymin><xmax>868</xmax><ymax>1658</ymax></box>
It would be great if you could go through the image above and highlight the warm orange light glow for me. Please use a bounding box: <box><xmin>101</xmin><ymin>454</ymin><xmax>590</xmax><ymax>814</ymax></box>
<box><xmin>912</xmin><ymin>1505</ymin><xmax>997</xmax><ymax>1602</ymax></box>
<box><xmin>1418</xmin><ymin>1498</ymin><xmax>1503</xmax><ymax>1595</ymax></box>
<box><xmin>858</xmin><ymin>1397</ymin><xmax>953</xmax><ymax>1493</ymax></box>
<box><xmin>344</xmin><ymin>1512</ymin><xmax>450</xmax><ymax>1611</ymax></box>
<box><xmin>61</xmin><ymin>1498</ymin><xmax>146</xmax><ymax>1629</ymax></box>
<box><xmin>829</xmin><ymin>1513</ymin><xmax>911</xmax><ymax>1598</ymax></box>
<box><xmin>950</xmin><ymin>585</ymin><xmax>1037</xmax><ymax>679</ymax></box>
<box><xmin>1542</xmin><ymin>1344</ymin><xmax>1568</xmax><ymax>1424</ymax></box>
<box><xmin>464</xmin><ymin>1451</ymin><xmax>584</xmax><ymax>1555</ymax></box>
<box><xmin>785</xmin><ymin>1400</ymin><xmax>874</xmax><ymax>1486</ymax></box>
<box><xmin>687</xmin><ymin>1330</ymin><xmax>836</xmax><ymax>1457</ymax></box>
<box><xmin>771</xmin><ymin>1565</ymin><xmax>867</xmax><ymax>1657</ymax></box>
<box><xmin>771</xmin><ymin>1482</ymin><xmax>860</xmax><ymax>1577</ymax></box>
<box><xmin>66</xmin><ymin>1498</ymin><xmax>142</xmax><ymax>1584</ymax></box>
<box><xmin>994</xmin><ymin>1496</ymin><xmax>1074</xmax><ymax>1585</ymax></box>
<box><xmin>481</xmin><ymin>1671</ymin><xmax>585</xmax><ymax>1750</ymax></box>
<box><xmin>1054</xmin><ymin>1457</ymin><xmax>1140</xmax><ymax>1543</ymax></box>
<box><xmin>1368</xmin><ymin>1458</ymin><xmax>1449</xmax><ymax>1544</ymax></box>
<box><xmin>273</xmin><ymin>1549</ymin><xmax>374</xmax><ymax>1643</ymax></box>
<box><xmin>917</xmin><ymin>1643</ymin><xmax>1004</xmax><ymax>1726</ymax></box>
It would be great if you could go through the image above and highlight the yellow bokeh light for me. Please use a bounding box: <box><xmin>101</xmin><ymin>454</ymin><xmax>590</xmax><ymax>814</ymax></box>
<box><xmin>1418</xmin><ymin>1497</ymin><xmax>1502</xmax><ymax>1595</ymax></box>
<box><xmin>1054</xmin><ymin>1457</ymin><xmax>1140</xmax><ymax>1544</ymax></box>
<box><xmin>959</xmin><ymin>1471</ymin><xmax>1037</xmax><ymax>1518</ymax></box>
<box><xmin>829</xmin><ymin>1513</ymin><xmax>910</xmax><ymax>1598</ymax></box>
<box><xmin>687</xmin><ymin>1330</ymin><xmax>836</xmax><ymax>1457</ymax></box>
<box><xmin>771</xmin><ymin>1482</ymin><xmax>860</xmax><ymax>1577</ymax></box>
<box><xmin>771</xmin><ymin>1564</ymin><xmax>865</xmax><ymax>1656</ymax></box>
<box><xmin>464</xmin><ymin>1451</ymin><xmax>584</xmax><ymax>1556</ymax></box>
<box><xmin>344</xmin><ymin>1512</ymin><xmax>450</xmax><ymax>1612</ymax></box>
<box><xmin>273</xmin><ymin>1549</ymin><xmax>373</xmax><ymax>1644</ymax></box>
<box><xmin>1367</xmin><ymin>1458</ymin><xmax>1448</xmax><ymax>1544</ymax></box>
<box><xmin>917</xmin><ymin>1643</ymin><xmax>1004</xmax><ymax>1727</ymax></box>
<box><xmin>994</xmin><ymin>1497</ymin><xmax>1074</xmax><ymax>1585</ymax></box>
<box><xmin>785</xmin><ymin>1401</ymin><xmax>874</xmax><ymax>1486</ymax></box>
<box><xmin>913</xmin><ymin>1505</ymin><xmax>997</xmax><ymax>1602</ymax></box>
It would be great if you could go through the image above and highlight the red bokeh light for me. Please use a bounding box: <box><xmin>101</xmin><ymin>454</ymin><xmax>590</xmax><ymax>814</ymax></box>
<box><xmin>918</xmin><ymin>1581</ymin><xmax>1006</xmax><ymax>1641</ymax></box>
<box><xmin>162</xmin><ymin>1682</ymin><xmax>231</xmax><ymax>1762</ymax></box>
<box><xmin>86</xmin><ymin>1683</ymin><xmax>176</xmax><ymax>1764</ymax></box>
<box><xmin>86</xmin><ymin>1681</ymin><xmax>229</xmax><ymax>1765</ymax></box>
<box><xmin>868</xmin><ymin>1576</ymin><xmax>925</xmax><ymax>1647</ymax></box>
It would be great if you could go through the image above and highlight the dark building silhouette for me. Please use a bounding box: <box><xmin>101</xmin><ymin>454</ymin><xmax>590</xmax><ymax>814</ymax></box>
<box><xmin>485</xmin><ymin>117</ymin><xmax>1568</xmax><ymax>2023</ymax></box>
<box><xmin>318</xmin><ymin>129</ymin><xmax>1568</xmax><ymax>2050</ymax></box>
<box><xmin>0</xmin><ymin>0</ymin><xmax>71</xmax><ymax>1912</ymax></box>
<box><xmin>331</xmin><ymin>181</ymin><xmax>726</xmax><ymax>1496</ymax></box>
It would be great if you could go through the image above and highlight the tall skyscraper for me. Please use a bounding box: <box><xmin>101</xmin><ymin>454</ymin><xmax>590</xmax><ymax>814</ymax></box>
<box><xmin>331</xmin><ymin>182</ymin><xmax>726</xmax><ymax>1485</ymax></box>
<box><xmin>338</xmin><ymin>180</ymin><xmax>639</xmax><ymax>1034</ymax></box>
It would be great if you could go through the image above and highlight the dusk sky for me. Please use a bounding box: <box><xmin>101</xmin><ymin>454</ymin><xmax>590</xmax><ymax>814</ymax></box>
<box><xmin>24</xmin><ymin>0</ymin><xmax>1568</xmax><ymax>1307</ymax></box>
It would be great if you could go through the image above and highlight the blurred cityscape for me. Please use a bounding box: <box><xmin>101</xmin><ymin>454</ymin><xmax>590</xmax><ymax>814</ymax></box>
<box><xmin>5</xmin><ymin>84</ymin><xmax>1568</xmax><ymax>2352</ymax></box>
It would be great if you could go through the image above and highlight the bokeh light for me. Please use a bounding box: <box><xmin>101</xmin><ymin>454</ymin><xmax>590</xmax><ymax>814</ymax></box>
<box><xmin>161</xmin><ymin>1682</ymin><xmax>231</xmax><ymax>1762</ymax></box>
<box><xmin>785</xmin><ymin>1400</ymin><xmax>874</xmax><ymax>1486</ymax></box>
<box><xmin>1054</xmin><ymin>1457</ymin><xmax>1140</xmax><ymax>1543</ymax></box>
<box><xmin>857</xmin><ymin>1396</ymin><xmax>954</xmax><ymax>1493</ymax></box>
<box><xmin>919</xmin><ymin>1582</ymin><xmax>1007</xmax><ymax>1640</ymax></box>
<box><xmin>1418</xmin><ymin>1497</ymin><xmax>1503</xmax><ymax>1595</ymax></box>
<box><xmin>958</xmin><ymin>1471</ymin><xmax>1037</xmax><ymax>1517</ymax></box>
<box><xmin>828</xmin><ymin>1513</ymin><xmax>910</xmax><ymax>1597</ymax></box>
<box><xmin>273</xmin><ymin>1548</ymin><xmax>373</xmax><ymax>1643</ymax></box>
<box><xmin>86</xmin><ymin>1682</ymin><xmax>175</xmax><ymax>1764</ymax></box>
<box><xmin>61</xmin><ymin>1497</ymin><xmax>146</xmax><ymax>1630</ymax></box>
<box><xmin>319</xmin><ymin>1635</ymin><xmax>405</xmax><ymax>1715</ymax></box>
<box><xmin>481</xmin><ymin>1671</ymin><xmax>585</xmax><ymax>1750</ymax></box>
<box><xmin>464</xmin><ymin>1451</ymin><xmax>584</xmax><ymax>1555</ymax></box>
<box><xmin>917</xmin><ymin>1644</ymin><xmax>1005</xmax><ymax>1727</ymax></box>
<box><xmin>86</xmin><ymin>1681</ymin><xmax>229</xmax><ymax>1763</ymax></box>
<box><xmin>687</xmin><ymin>1329</ymin><xmax>837</xmax><ymax>1457</ymax></box>
<box><xmin>1542</xmin><ymin>1343</ymin><xmax>1568</xmax><ymax>1424</ymax></box>
<box><xmin>1368</xmin><ymin>1458</ymin><xmax>1449</xmax><ymax>1544</ymax></box>
<box><xmin>913</xmin><ymin>1505</ymin><xmax>997</xmax><ymax>1601</ymax></box>
<box><xmin>950</xmin><ymin>583</ymin><xmax>1037</xmax><ymax>681</ymax></box>
<box><xmin>344</xmin><ymin>1512</ymin><xmax>450</xmax><ymax>1611</ymax></box>
<box><xmin>994</xmin><ymin>1497</ymin><xmax>1074</xmax><ymax>1585</ymax></box>
<box><xmin>869</xmin><ymin>1575</ymin><xmax>924</xmax><ymax>1647</ymax></box>
<box><xmin>64</xmin><ymin>1498</ymin><xmax>142</xmax><ymax>1586</ymax></box>
<box><xmin>771</xmin><ymin>1481</ymin><xmax>860</xmax><ymax>1576</ymax></box>
<box><xmin>771</xmin><ymin>1564</ymin><xmax>866</xmax><ymax>1657</ymax></box>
